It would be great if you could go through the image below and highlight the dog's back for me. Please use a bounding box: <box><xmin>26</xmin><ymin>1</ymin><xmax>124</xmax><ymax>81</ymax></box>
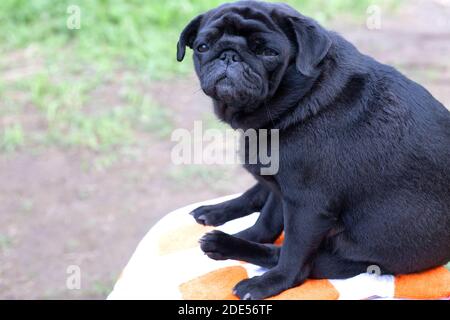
<box><xmin>322</xmin><ymin>33</ymin><xmax>450</xmax><ymax>274</ymax></box>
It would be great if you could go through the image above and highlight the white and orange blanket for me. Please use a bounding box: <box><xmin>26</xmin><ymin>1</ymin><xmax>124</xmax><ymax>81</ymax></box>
<box><xmin>108</xmin><ymin>195</ymin><xmax>450</xmax><ymax>300</ymax></box>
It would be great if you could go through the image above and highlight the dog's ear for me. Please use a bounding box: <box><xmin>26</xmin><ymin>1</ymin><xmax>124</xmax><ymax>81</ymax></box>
<box><xmin>286</xmin><ymin>16</ymin><xmax>332</xmax><ymax>76</ymax></box>
<box><xmin>177</xmin><ymin>14</ymin><xmax>204</xmax><ymax>62</ymax></box>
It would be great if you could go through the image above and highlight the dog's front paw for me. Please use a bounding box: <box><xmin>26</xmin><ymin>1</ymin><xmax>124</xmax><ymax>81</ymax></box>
<box><xmin>199</xmin><ymin>230</ymin><xmax>236</xmax><ymax>260</ymax></box>
<box><xmin>233</xmin><ymin>269</ymin><xmax>290</xmax><ymax>300</ymax></box>
<box><xmin>190</xmin><ymin>204</ymin><xmax>230</xmax><ymax>226</ymax></box>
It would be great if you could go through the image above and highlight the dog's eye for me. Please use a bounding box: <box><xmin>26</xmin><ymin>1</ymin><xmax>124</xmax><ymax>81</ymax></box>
<box><xmin>197</xmin><ymin>43</ymin><xmax>209</xmax><ymax>53</ymax></box>
<box><xmin>260</xmin><ymin>48</ymin><xmax>279</xmax><ymax>57</ymax></box>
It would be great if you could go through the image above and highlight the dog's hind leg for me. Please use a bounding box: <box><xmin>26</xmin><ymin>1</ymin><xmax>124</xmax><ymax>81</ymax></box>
<box><xmin>199</xmin><ymin>230</ymin><xmax>280</xmax><ymax>269</ymax></box>
<box><xmin>190</xmin><ymin>183</ymin><xmax>270</xmax><ymax>226</ymax></box>
<box><xmin>199</xmin><ymin>231</ymin><xmax>384</xmax><ymax>279</ymax></box>
<box><xmin>233</xmin><ymin>192</ymin><xmax>283</xmax><ymax>243</ymax></box>
<box><xmin>310</xmin><ymin>251</ymin><xmax>387</xmax><ymax>279</ymax></box>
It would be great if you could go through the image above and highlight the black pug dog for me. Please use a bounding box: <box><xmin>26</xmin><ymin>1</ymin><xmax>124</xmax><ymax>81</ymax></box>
<box><xmin>177</xmin><ymin>1</ymin><xmax>450</xmax><ymax>299</ymax></box>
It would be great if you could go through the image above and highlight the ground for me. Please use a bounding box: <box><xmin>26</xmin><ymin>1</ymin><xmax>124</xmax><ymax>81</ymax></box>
<box><xmin>0</xmin><ymin>0</ymin><xmax>449</xmax><ymax>299</ymax></box>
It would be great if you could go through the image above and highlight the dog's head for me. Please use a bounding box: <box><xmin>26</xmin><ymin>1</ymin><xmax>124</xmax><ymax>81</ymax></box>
<box><xmin>177</xmin><ymin>1</ymin><xmax>332</xmax><ymax>120</ymax></box>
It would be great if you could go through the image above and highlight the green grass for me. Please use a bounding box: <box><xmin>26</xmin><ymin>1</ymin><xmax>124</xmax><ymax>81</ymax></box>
<box><xmin>89</xmin><ymin>279</ymin><xmax>115</xmax><ymax>298</ymax></box>
<box><xmin>168</xmin><ymin>163</ymin><xmax>240</xmax><ymax>193</ymax></box>
<box><xmin>0</xmin><ymin>0</ymin><xmax>395</xmax><ymax>77</ymax></box>
<box><xmin>169</xmin><ymin>164</ymin><xmax>227</xmax><ymax>185</ymax></box>
<box><xmin>20</xmin><ymin>198</ymin><xmax>34</xmax><ymax>214</ymax></box>
<box><xmin>42</xmin><ymin>88</ymin><xmax>173</xmax><ymax>150</ymax></box>
<box><xmin>1</xmin><ymin>123</ymin><xmax>25</xmax><ymax>152</ymax></box>
<box><xmin>1</xmin><ymin>69</ymin><xmax>173</xmax><ymax>153</ymax></box>
<box><xmin>0</xmin><ymin>234</ymin><xmax>13</xmax><ymax>252</ymax></box>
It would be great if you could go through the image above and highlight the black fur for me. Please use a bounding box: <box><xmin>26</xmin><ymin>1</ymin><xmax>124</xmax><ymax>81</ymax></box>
<box><xmin>178</xmin><ymin>1</ymin><xmax>450</xmax><ymax>300</ymax></box>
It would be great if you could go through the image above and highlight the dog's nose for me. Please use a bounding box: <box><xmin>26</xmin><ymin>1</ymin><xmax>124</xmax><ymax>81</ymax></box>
<box><xmin>219</xmin><ymin>50</ymin><xmax>242</xmax><ymax>63</ymax></box>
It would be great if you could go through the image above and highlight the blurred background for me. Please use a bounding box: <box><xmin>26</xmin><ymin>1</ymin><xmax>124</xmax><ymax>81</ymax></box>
<box><xmin>0</xmin><ymin>0</ymin><xmax>449</xmax><ymax>299</ymax></box>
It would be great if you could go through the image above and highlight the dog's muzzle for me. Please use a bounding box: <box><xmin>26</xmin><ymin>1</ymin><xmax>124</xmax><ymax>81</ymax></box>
<box><xmin>201</xmin><ymin>51</ymin><xmax>264</xmax><ymax>108</ymax></box>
